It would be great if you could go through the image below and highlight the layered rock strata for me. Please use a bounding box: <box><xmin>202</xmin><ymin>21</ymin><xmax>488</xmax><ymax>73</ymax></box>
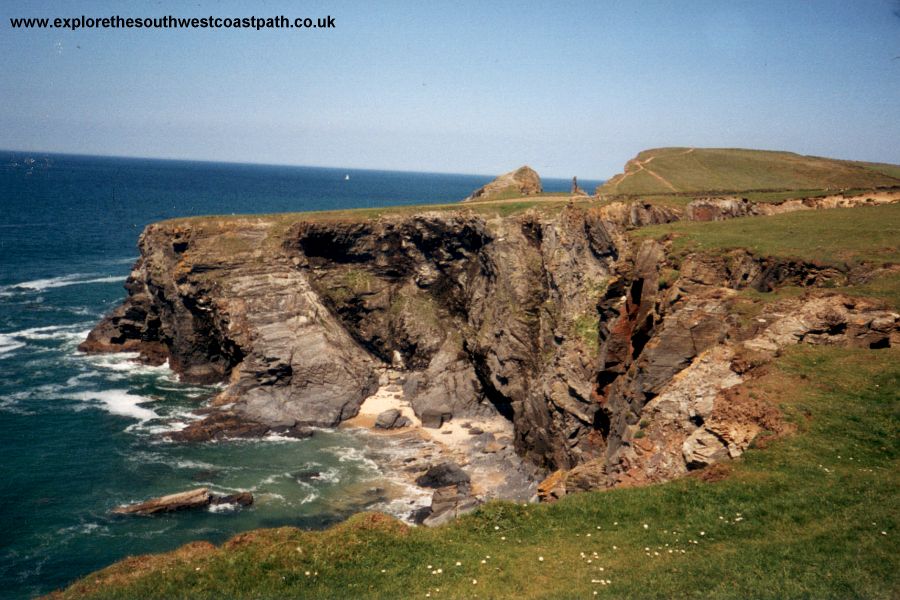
<box><xmin>81</xmin><ymin>190</ymin><xmax>900</xmax><ymax>501</ymax></box>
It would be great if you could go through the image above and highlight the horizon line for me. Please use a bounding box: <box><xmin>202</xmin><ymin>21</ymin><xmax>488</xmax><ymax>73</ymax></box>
<box><xmin>0</xmin><ymin>148</ymin><xmax>610</xmax><ymax>182</ymax></box>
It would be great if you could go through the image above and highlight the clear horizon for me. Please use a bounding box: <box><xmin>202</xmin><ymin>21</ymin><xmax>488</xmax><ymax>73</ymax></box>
<box><xmin>2</xmin><ymin>0</ymin><xmax>899</xmax><ymax>179</ymax></box>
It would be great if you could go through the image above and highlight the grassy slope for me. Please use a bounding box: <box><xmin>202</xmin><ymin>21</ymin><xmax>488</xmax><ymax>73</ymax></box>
<box><xmin>632</xmin><ymin>202</ymin><xmax>900</xmax><ymax>266</ymax></box>
<box><xmin>599</xmin><ymin>148</ymin><xmax>900</xmax><ymax>196</ymax></box>
<box><xmin>52</xmin><ymin>346</ymin><xmax>900</xmax><ymax>600</ymax></box>
<box><xmin>53</xmin><ymin>203</ymin><xmax>900</xmax><ymax>599</ymax></box>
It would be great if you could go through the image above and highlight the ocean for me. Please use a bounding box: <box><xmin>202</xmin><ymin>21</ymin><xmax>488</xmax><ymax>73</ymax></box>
<box><xmin>0</xmin><ymin>151</ymin><xmax>603</xmax><ymax>598</ymax></box>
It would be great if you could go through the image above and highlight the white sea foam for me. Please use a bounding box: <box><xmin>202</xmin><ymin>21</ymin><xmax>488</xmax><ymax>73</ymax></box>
<box><xmin>68</xmin><ymin>389</ymin><xmax>158</xmax><ymax>421</ymax></box>
<box><xmin>327</xmin><ymin>445</ymin><xmax>380</xmax><ymax>471</ymax></box>
<box><xmin>311</xmin><ymin>467</ymin><xmax>341</xmax><ymax>485</ymax></box>
<box><xmin>13</xmin><ymin>324</ymin><xmax>87</xmax><ymax>340</ymax></box>
<box><xmin>207</xmin><ymin>503</ymin><xmax>238</xmax><ymax>513</ymax></box>
<box><xmin>299</xmin><ymin>490</ymin><xmax>319</xmax><ymax>504</ymax></box>
<box><xmin>262</xmin><ymin>432</ymin><xmax>312</xmax><ymax>443</ymax></box>
<box><xmin>65</xmin><ymin>372</ymin><xmax>98</xmax><ymax>386</ymax></box>
<box><xmin>2</xmin><ymin>273</ymin><xmax>122</xmax><ymax>293</ymax></box>
<box><xmin>81</xmin><ymin>352</ymin><xmax>174</xmax><ymax>378</ymax></box>
<box><xmin>260</xmin><ymin>472</ymin><xmax>292</xmax><ymax>486</ymax></box>
<box><xmin>174</xmin><ymin>459</ymin><xmax>228</xmax><ymax>471</ymax></box>
<box><xmin>257</xmin><ymin>492</ymin><xmax>286</xmax><ymax>503</ymax></box>
<box><xmin>56</xmin><ymin>522</ymin><xmax>108</xmax><ymax>536</ymax></box>
<box><xmin>0</xmin><ymin>333</ymin><xmax>26</xmax><ymax>357</ymax></box>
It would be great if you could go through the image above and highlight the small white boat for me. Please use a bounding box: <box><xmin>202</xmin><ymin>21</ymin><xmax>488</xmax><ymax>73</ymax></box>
<box><xmin>344</xmin><ymin>174</ymin><xmax>350</xmax><ymax>181</ymax></box>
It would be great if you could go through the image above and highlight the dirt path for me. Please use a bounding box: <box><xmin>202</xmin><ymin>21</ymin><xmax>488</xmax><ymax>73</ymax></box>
<box><xmin>611</xmin><ymin>148</ymin><xmax>693</xmax><ymax>193</ymax></box>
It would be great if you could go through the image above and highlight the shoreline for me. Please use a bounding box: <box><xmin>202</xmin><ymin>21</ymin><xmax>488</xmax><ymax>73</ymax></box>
<box><xmin>342</xmin><ymin>367</ymin><xmax>540</xmax><ymax>521</ymax></box>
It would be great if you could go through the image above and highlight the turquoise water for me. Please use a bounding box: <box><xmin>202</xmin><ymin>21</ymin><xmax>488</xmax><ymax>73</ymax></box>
<box><xmin>0</xmin><ymin>151</ymin><xmax>602</xmax><ymax>598</ymax></box>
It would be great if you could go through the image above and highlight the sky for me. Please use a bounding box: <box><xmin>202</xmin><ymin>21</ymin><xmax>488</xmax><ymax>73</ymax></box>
<box><xmin>1</xmin><ymin>0</ymin><xmax>898</xmax><ymax>179</ymax></box>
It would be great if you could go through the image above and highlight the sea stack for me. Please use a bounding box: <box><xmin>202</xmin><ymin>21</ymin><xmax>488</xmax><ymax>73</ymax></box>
<box><xmin>463</xmin><ymin>166</ymin><xmax>542</xmax><ymax>202</ymax></box>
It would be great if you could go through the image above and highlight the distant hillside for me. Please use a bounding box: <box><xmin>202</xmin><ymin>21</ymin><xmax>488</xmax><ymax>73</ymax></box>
<box><xmin>599</xmin><ymin>147</ymin><xmax>900</xmax><ymax>195</ymax></box>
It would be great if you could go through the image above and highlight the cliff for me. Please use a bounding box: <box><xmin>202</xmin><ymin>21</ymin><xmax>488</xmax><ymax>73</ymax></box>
<box><xmin>462</xmin><ymin>166</ymin><xmax>542</xmax><ymax>202</ymax></box>
<box><xmin>81</xmin><ymin>190</ymin><xmax>900</xmax><ymax>487</ymax></box>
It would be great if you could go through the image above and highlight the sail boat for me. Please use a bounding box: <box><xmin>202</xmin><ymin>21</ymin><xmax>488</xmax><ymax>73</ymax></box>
<box><xmin>344</xmin><ymin>174</ymin><xmax>350</xmax><ymax>181</ymax></box>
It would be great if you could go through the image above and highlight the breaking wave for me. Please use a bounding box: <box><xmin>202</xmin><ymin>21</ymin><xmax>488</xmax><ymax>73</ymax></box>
<box><xmin>67</xmin><ymin>389</ymin><xmax>159</xmax><ymax>422</ymax></box>
<box><xmin>0</xmin><ymin>273</ymin><xmax>123</xmax><ymax>293</ymax></box>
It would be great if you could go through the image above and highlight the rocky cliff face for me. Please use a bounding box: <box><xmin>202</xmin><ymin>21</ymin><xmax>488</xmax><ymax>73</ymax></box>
<box><xmin>81</xmin><ymin>191</ymin><xmax>900</xmax><ymax>494</ymax></box>
<box><xmin>82</xmin><ymin>207</ymin><xmax>619</xmax><ymax>470</ymax></box>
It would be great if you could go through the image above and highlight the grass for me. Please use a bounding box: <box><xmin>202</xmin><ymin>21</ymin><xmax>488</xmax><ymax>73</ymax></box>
<box><xmin>164</xmin><ymin>197</ymin><xmax>597</xmax><ymax>230</ymax></box>
<box><xmin>52</xmin><ymin>345</ymin><xmax>900</xmax><ymax>599</ymax></box>
<box><xmin>599</xmin><ymin>148</ymin><xmax>900</xmax><ymax>196</ymax></box>
<box><xmin>631</xmin><ymin>203</ymin><xmax>900</xmax><ymax>266</ymax></box>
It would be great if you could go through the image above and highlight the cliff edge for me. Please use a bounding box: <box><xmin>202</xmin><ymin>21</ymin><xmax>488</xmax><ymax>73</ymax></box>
<box><xmin>81</xmin><ymin>190</ymin><xmax>900</xmax><ymax>485</ymax></box>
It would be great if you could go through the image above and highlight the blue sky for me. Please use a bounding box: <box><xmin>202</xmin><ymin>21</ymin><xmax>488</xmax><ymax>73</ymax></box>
<box><xmin>1</xmin><ymin>0</ymin><xmax>898</xmax><ymax>178</ymax></box>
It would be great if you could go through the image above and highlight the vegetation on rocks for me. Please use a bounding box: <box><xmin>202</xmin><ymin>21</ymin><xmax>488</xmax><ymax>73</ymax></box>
<box><xmin>633</xmin><ymin>202</ymin><xmax>900</xmax><ymax>267</ymax></box>
<box><xmin>52</xmin><ymin>345</ymin><xmax>899</xmax><ymax>599</ymax></box>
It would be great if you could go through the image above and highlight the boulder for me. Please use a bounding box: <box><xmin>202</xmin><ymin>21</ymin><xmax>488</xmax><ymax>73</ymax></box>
<box><xmin>422</xmin><ymin>483</ymin><xmax>481</xmax><ymax>527</ymax></box>
<box><xmin>210</xmin><ymin>492</ymin><xmax>254</xmax><ymax>507</ymax></box>
<box><xmin>683</xmin><ymin>429</ymin><xmax>730</xmax><ymax>469</ymax></box>
<box><xmin>374</xmin><ymin>408</ymin><xmax>412</xmax><ymax>429</ymax></box>
<box><xmin>419</xmin><ymin>408</ymin><xmax>453</xmax><ymax>429</ymax></box>
<box><xmin>415</xmin><ymin>462</ymin><xmax>471</xmax><ymax>488</ymax></box>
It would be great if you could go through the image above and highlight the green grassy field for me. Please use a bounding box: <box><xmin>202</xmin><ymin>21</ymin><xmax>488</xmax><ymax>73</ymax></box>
<box><xmin>599</xmin><ymin>148</ymin><xmax>900</xmax><ymax>196</ymax></box>
<box><xmin>632</xmin><ymin>203</ymin><xmax>900</xmax><ymax>267</ymax></box>
<box><xmin>52</xmin><ymin>345</ymin><xmax>900</xmax><ymax>599</ymax></box>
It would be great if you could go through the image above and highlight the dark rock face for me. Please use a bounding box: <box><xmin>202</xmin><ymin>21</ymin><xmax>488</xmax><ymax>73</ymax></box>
<box><xmin>83</xmin><ymin>196</ymin><xmax>900</xmax><ymax>495</ymax></box>
<box><xmin>374</xmin><ymin>409</ymin><xmax>411</xmax><ymax>429</ymax></box>
<box><xmin>415</xmin><ymin>462</ymin><xmax>471</xmax><ymax>488</ymax></box>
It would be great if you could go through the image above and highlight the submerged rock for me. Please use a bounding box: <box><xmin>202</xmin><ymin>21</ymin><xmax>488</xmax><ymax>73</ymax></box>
<box><xmin>169</xmin><ymin>412</ymin><xmax>312</xmax><ymax>443</ymax></box>
<box><xmin>210</xmin><ymin>492</ymin><xmax>254</xmax><ymax>507</ymax></box>
<box><xmin>113</xmin><ymin>488</ymin><xmax>254</xmax><ymax>515</ymax></box>
<box><xmin>112</xmin><ymin>488</ymin><xmax>211</xmax><ymax>515</ymax></box>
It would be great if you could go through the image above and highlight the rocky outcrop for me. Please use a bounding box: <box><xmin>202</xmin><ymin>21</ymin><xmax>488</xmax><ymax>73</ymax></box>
<box><xmin>463</xmin><ymin>166</ymin><xmax>542</xmax><ymax>202</ymax></box>
<box><xmin>83</xmin><ymin>191</ymin><xmax>899</xmax><ymax>502</ymax></box>
<box><xmin>170</xmin><ymin>412</ymin><xmax>312</xmax><ymax>442</ymax></box>
<box><xmin>582</xmin><ymin>241</ymin><xmax>899</xmax><ymax>492</ymax></box>
<box><xmin>685</xmin><ymin>190</ymin><xmax>900</xmax><ymax>221</ymax></box>
<box><xmin>412</xmin><ymin>462</ymin><xmax>480</xmax><ymax>526</ymax></box>
<box><xmin>112</xmin><ymin>488</ymin><xmax>253</xmax><ymax>515</ymax></box>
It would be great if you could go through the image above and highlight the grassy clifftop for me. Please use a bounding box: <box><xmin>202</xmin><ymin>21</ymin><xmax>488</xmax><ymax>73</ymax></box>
<box><xmin>51</xmin><ymin>345</ymin><xmax>900</xmax><ymax>599</ymax></box>
<box><xmin>599</xmin><ymin>147</ymin><xmax>900</xmax><ymax>196</ymax></box>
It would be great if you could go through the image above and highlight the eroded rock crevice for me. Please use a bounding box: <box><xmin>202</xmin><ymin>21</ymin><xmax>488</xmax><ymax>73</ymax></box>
<box><xmin>81</xmin><ymin>194</ymin><xmax>900</xmax><ymax>501</ymax></box>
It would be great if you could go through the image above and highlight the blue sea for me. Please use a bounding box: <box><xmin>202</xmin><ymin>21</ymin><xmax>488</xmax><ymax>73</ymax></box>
<box><xmin>0</xmin><ymin>151</ymin><xmax>603</xmax><ymax>598</ymax></box>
